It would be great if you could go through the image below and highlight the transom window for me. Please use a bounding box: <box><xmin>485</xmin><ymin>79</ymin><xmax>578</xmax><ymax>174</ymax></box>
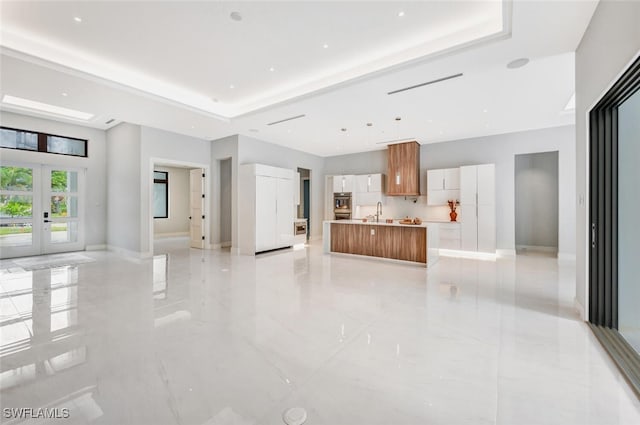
<box><xmin>0</xmin><ymin>127</ymin><xmax>87</xmax><ymax>158</ymax></box>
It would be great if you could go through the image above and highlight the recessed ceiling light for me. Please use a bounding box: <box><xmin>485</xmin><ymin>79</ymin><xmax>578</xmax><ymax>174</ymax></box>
<box><xmin>73</xmin><ymin>16</ymin><xmax>82</xmax><ymax>23</ymax></box>
<box><xmin>230</xmin><ymin>11</ymin><xmax>242</xmax><ymax>21</ymax></box>
<box><xmin>507</xmin><ymin>58</ymin><xmax>530</xmax><ymax>69</ymax></box>
<box><xmin>323</xmin><ymin>43</ymin><xmax>329</xmax><ymax>49</ymax></box>
<box><xmin>61</xmin><ymin>92</ymin><xmax>68</xmax><ymax>97</ymax></box>
<box><xmin>427</xmin><ymin>119</ymin><xmax>433</xmax><ymax>123</ymax></box>
<box><xmin>269</xmin><ymin>67</ymin><xmax>275</xmax><ymax>72</ymax></box>
<box><xmin>483</xmin><ymin>109</ymin><xmax>488</xmax><ymax>113</ymax></box>
<box><xmin>341</xmin><ymin>128</ymin><xmax>347</xmax><ymax>132</ymax></box>
<box><xmin>398</xmin><ymin>11</ymin><xmax>405</xmax><ymax>17</ymax></box>
<box><xmin>249</xmin><ymin>128</ymin><xmax>259</xmax><ymax>133</ymax></box>
<box><xmin>2</xmin><ymin>94</ymin><xmax>93</xmax><ymax>121</ymax></box>
<box><xmin>439</xmin><ymin>131</ymin><xmax>444</xmax><ymax>135</ymax></box>
<box><xmin>395</xmin><ymin>117</ymin><xmax>401</xmax><ymax>121</ymax></box>
<box><xmin>191</xmin><ymin>125</ymin><xmax>195</xmax><ymax>129</ymax></box>
<box><xmin>366</xmin><ymin>123</ymin><xmax>373</xmax><ymax>127</ymax></box>
<box><xmin>287</xmin><ymin>129</ymin><xmax>292</xmax><ymax>133</ymax></box>
<box><xmin>229</xmin><ymin>84</ymin><xmax>235</xmax><ymax>89</ymax></box>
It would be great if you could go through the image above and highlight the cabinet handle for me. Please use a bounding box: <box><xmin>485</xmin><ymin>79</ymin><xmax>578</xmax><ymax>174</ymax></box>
<box><xmin>442</xmin><ymin>178</ymin><xmax>445</xmax><ymax>190</ymax></box>
<box><xmin>591</xmin><ymin>223</ymin><xmax>596</xmax><ymax>248</ymax></box>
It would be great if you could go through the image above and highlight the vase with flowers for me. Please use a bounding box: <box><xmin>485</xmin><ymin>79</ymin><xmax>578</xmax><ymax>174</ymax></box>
<box><xmin>447</xmin><ymin>199</ymin><xmax>459</xmax><ymax>222</ymax></box>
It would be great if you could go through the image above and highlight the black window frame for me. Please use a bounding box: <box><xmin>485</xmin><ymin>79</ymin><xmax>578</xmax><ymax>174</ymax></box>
<box><xmin>153</xmin><ymin>171</ymin><xmax>169</xmax><ymax>219</ymax></box>
<box><xmin>0</xmin><ymin>126</ymin><xmax>88</xmax><ymax>158</ymax></box>
<box><xmin>588</xmin><ymin>54</ymin><xmax>640</xmax><ymax>397</ymax></box>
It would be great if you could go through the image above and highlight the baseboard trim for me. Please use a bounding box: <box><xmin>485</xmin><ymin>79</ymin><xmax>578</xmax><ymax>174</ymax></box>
<box><xmin>516</xmin><ymin>245</ymin><xmax>558</xmax><ymax>253</ymax></box>
<box><xmin>574</xmin><ymin>297</ymin><xmax>586</xmax><ymax>321</ymax></box>
<box><xmin>558</xmin><ymin>252</ymin><xmax>577</xmax><ymax>264</ymax></box>
<box><xmin>106</xmin><ymin>245</ymin><xmax>152</xmax><ymax>261</ymax></box>
<box><xmin>86</xmin><ymin>244</ymin><xmax>107</xmax><ymax>251</ymax></box>
<box><xmin>154</xmin><ymin>232</ymin><xmax>189</xmax><ymax>239</ymax></box>
<box><xmin>439</xmin><ymin>249</ymin><xmax>497</xmax><ymax>261</ymax></box>
<box><xmin>496</xmin><ymin>249</ymin><xmax>516</xmax><ymax>257</ymax></box>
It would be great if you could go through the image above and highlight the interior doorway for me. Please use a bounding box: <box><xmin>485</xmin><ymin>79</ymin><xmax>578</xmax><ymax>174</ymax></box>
<box><xmin>218</xmin><ymin>158</ymin><xmax>232</xmax><ymax>248</ymax></box>
<box><xmin>152</xmin><ymin>161</ymin><xmax>207</xmax><ymax>254</ymax></box>
<box><xmin>514</xmin><ymin>151</ymin><xmax>559</xmax><ymax>257</ymax></box>
<box><xmin>297</xmin><ymin>167</ymin><xmax>310</xmax><ymax>239</ymax></box>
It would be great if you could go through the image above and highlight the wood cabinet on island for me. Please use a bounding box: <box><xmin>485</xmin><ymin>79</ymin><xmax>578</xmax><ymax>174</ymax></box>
<box><xmin>322</xmin><ymin>220</ymin><xmax>439</xmax><ymax>267</ymax></box>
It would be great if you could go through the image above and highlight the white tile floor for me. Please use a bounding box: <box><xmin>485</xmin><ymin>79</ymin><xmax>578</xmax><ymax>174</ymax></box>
<box><xmin>0</xmin><ymin>239</ymin><xmax>639</xmax><ymax>425</ymax></box>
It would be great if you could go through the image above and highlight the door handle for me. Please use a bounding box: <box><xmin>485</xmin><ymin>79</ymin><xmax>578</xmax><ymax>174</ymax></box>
<box><xmin>44</xmin><ymin>220</ymin><xmax>52</xmax><ymax>223</ymax></box>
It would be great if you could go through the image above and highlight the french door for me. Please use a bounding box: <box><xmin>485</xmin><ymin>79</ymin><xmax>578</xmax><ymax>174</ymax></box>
<box><xmin>0</xmin><ymin>163</ymin><xmax>85</xmax><ymax>259</ymax></box>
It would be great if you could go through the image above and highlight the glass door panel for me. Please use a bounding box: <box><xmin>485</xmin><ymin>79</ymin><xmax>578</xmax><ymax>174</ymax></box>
<box><xmin>618</xmin><ymin>88</ymin><xmax>640</xmax><ymax>355</ymax></box>
<box><xmin>43</xmin><ymin>168</ymin><xmax>84</xmax><ymax>254</ymax></box>
<box><xmin>0</xmin><ymin>165</ymin><xmax>42</xmax><ymax>257</ymax></box>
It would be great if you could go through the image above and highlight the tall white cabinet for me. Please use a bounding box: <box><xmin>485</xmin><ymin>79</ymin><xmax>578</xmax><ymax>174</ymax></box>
<box><xmin>459</xmin><ymin>164</ymin><xmax>496</xmax><ymax>253</ymax></box>
<box><xmin>239</xmin><ymin>164</ymin><xmax>294</xmax><ymax>255</ymax></box>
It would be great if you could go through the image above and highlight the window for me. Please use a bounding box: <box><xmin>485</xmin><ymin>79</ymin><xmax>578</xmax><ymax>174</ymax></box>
<box><xmin>153</xmin><ymin>171</ymin><xmax>168</xmax><ymax>219</ymax></box>
<box><xmin>0</xmin><ymin>127</ymin><xmax>87</xmax><ymax>158</ymax></box>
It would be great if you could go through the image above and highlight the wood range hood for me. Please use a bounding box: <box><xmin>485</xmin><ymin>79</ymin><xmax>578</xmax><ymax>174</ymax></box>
<box><xmin>386</xmin><ymin>141</ymin><xmax>420</xmax><ymax>196</ymax></box>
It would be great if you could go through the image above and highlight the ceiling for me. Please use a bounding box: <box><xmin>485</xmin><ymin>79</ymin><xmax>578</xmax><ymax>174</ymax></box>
<box><xmin>0</xmin><ymin>1</ymin><xmax>598</xmax><ymax>157</ymax></box>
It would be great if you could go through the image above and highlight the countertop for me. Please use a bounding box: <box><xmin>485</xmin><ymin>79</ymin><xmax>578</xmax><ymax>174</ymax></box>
<box><xmin>294</xmin><ymin>218</ymin><xmax>308</xmax><ymax>223</ymax></box>
<box><xmin>324</xmin><ymin>219</ymin><xmax>429</xmax><ymax>228</ymax></box>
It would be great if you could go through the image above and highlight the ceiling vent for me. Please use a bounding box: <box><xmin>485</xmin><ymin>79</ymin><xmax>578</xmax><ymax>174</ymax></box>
<box><xmin>387</xmin><ymin>73</ymin><xmax>463</xmax><ymax>95</ymax></box>
<box><xmin>267</xmin><ymin>114</ymin><xmax>306</xmax><ymax>126</ymax></box>
<box><xmin>105</xmin><ymin>118</ymin><xmax>115</xmax><ymax>125</ymax></box>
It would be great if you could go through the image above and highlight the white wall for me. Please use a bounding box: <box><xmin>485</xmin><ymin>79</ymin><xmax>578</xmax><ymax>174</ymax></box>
<box><xmin>140</xmin><ymin>126</ymin><xmax>210</xmax><ymax>255</ymax></box>
<box><xmin>324</xmin><ymin>125</ymin><xmax>575</xmax><ymax>256</ymax></box>
<box><xmin>0</xmin><ymin>112</ymin><xmax>108</xmax><ymax>249</ymax></box>
<box><xmin>106</xmin><ymin>123</ymin><xmax>141</xmax><ymax>253</ymax></box>
<box><xmin>515</xmin><ymin>151</ymin><xmax>559</xmax><ymax>250</ymax></box>
<box><xmin>210</xmin><ymin>135</ymin><xmax>238</xmax><ymax>246</ymax></box>
<box><xmin>618</xmin><ymin>89</ymin><xmax>640</xmax><ymax>338</ymax></box>
<box><xmin>575</xmin><ymin>0</ymin><xmax>640</xmax><ymax>315</ymax></box>
<box><xmin>153</xmin><ymin>166</ymin><xmax>190</xmax><ymax>237</ymax></box>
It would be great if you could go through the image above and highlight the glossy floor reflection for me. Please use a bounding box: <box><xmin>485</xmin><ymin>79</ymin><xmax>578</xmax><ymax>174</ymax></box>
<box><xmin>1</xmin><ymin>239</ymin><xmax>639</xmax><ymax>425</ymax></box>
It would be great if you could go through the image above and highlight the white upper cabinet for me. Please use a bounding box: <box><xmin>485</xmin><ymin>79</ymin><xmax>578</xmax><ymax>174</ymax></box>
<box><xmin>332</xmin><ymin>175</ymin><xmax>355</xmax><ymax>193</ymax></box>
<box><xmin>356</xmin><ymin>174</ymin><xmax>383</xmax><ymax>193</ymax></box>
<box><xmin>427</xmin><ymin>168</ymin><xmax>460</xmax><ymax>205</ymax></box>
<box><xmin>444</xmin><ymin>168</ymin><xmax>460</xmax><ymax>189</ymax></box>
<box><xmin>427</xmin><ymin>169</ymin><xmax>445</xmax><ymax>191</ymax></box>
<box><xmin>354</xmin><ymin>173</ymin><xmax>384</xmax><ymax>206</ymax></box>
<box><xmin>459</xmin><ymin>166</ymin><xmax>477</xmax><ymax>205</ymax></box>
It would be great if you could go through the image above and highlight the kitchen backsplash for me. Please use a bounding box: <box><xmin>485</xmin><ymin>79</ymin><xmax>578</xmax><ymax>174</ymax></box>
<box><xmin>354</xmin><ymin>196</ymin><xmax>458</xmax><ymax>222</ymax></box>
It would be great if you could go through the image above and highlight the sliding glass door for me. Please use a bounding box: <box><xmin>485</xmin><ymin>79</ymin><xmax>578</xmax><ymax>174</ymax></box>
<box><xmin>589</xmin><ymin>55</ymin><xmax>640</xmax><ymax>394</ymax></box>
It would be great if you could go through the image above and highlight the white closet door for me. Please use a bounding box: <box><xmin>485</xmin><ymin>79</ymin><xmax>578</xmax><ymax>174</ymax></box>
<box><xmin>276</xmin><ymin>177</ymin><xmax>294</xmax><ymax>247</ymax></box>
<box><xmin>477</xmin><ymin>204</ymin><xmax>496</xmax><ymax>252</ymax></box>
<box><xmin>189</xmin><ymin>168</ymin><xmax>204</xmax><ymax>249</ymax></box>
<box><xmin>256</xmin><ymin>175</ymin><xmax>277</xmax><ymax>251</ymax></box>
<box><xmin>477</xmin><ymin>164</ymin><xmax>495</xmax><ymax>206</ymax></box>
<box><xmin>459</xmin><ymin>206</ymin><xmax>478</xmax><ymax>251</ymax></box>
<box><xmin>459</xmin><ymin>166</ymin><xmax>477</xmax><ymax>205</ymax></box>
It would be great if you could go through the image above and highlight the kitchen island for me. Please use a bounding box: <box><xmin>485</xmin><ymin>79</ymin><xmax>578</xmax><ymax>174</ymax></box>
<box><xmin>322</xmin><ymin>220</ymin><xmax>439</xmax><ymax>267</ymax></box>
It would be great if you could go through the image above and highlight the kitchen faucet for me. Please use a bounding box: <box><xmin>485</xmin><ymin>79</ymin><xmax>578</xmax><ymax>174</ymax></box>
<box><xmin>376</xmin><ymin>201</ymin><xmax>382</xmax><ymax>223</ymax></box>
